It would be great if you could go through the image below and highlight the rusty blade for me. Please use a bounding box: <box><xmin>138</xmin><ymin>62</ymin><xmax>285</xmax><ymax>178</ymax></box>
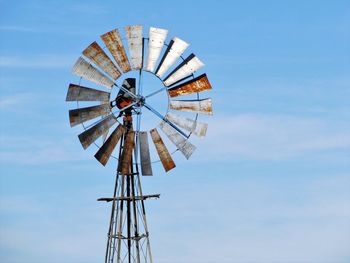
<box><xmin>166</xmin><ymin>112</ymin><xmax>208</xmax><ymax>138</ymax></box>
<box><xmin>139</xmin><ymin>131</ymin><xmax>152</xmax><ymax>176</ymax></box>
<box><xmin>169</xmin><ymin>98</ymin><xmax>213</xmax><ymax>115</ymax></box>
<box><xmin>66</xmin><ymin>84</ymin><xmax>110</xmax><ymax>102</ymax></box>
<box><xmin>95</xmin><ymin>124</ymin><xmax>125</xmax><ymax>166</ymax></box>
<box><xmin>101</xmin><ymin>29</ymin><xmax>131</xmax><ymax>73</ymax></box>
<box><xmin>145</xmin><ymin>27</ymin><xmax>168</xmax><ymax>72</ymax></box>
<box><xmin>72</xmin><ymin>57</ymin><xmax>114</xmax><ymax>89</ymax></box>
<box><xmin>125</xmin><ymin>25</ymin><xmax>143</xmax><ymax>70</ymax></box>
<box><xmin>78</xmin><ymin>114</ymin><xmax>117</xmax><ymax>149</ymax></box>
<box><xmin>69</xmin><ymin>104</ymin><xmax>111</xmax><ymax>127</ymax></box>
<box><xmin>118</xmin><ymin>131</ymin><xmax>135</xmax><ymax>175</ymax></box>
<box><xmin>155</xmin><ymin>37</ymin><xmax>189</xmax><ymax>78</ymax></box>
<box><xmin>159</xmin><ymin>121</ymin><xmax>196</xmax><ymax>159</ymax></box>
<box><xmin>82</xmin><ymin>41</ymin><xmax>121</xmax><ymax>80</ymax></box>
<box><xmin>168</xmin><ymin>73</ymin><xmax>212</xmax><ymax>98</ymax></box>
<box><xmin>163</xmin><ymin>54</ymin><xmax>204</xmax><ymax>87</ymax></box>
<box><xmin>150</xmin><ymin>128</ymin><xmax>175</xmax><ymax>172</ymax></box>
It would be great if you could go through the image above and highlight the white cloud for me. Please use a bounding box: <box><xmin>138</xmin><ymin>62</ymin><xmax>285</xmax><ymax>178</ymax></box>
<box><xmin>0</xmin><ymin>92</ymin><xmax>34</xmax><ymax>110</ymax></box>
<box><xmin>192</xmin><ymin>113</ymin><xmax>350</xmax><ymax>161</ymax></box>
<box><xmin>0</xmin><ymin>135</ymin><xmax>90</xmax><ymax>164</ymax></box>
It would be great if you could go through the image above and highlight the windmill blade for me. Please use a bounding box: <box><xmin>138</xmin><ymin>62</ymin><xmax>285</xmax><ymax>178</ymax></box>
<box><xmin>155</xmin><ymin>37</ymin><xmax>189</xmax><ymax>78</ymax></box>
<box><xmin>101</xmin><ymin>29</ymin><xmax>131</xmax><ymax>73</ymax></box>
<box><xmin>166</xmin><ymin>112</ymin><xmax>208</xmax><ymax>138</ymax></box>
<box><xmin>78</xmin><ymin>114</ymin><xmax>117</xmax><ymax>149</ymax></box>
<box><xmin>145</xmin><ymin>27</ymin><xmax>168</xmax><ymax>72</ymax></box>
<box><xmin>159</xmin><ymin>121</ymin><xmax>196</xmax><ymax>159</ymax></box>
<box><xmin>82</xmin><ymin>41</ymin><xmax>121</xmax><ymax>80</ymax></box>
<box><xmin>95</xmin><ymin>124</ymin><xmax>125</xmax><ymax>166</ymax></box>
<box><xmin>118</xmin><ymin>131</ymin><xmax>135</xmax><ymax>175</ymax></box>
<box><xmin>66</xmin><ymin>84</ymin><xmax>110</xmax><ymax>102</ymax></box>
<box><xmin>168</xmin><ymin>73</ymin><xmax>212</xmax><ymax>98</ymax></box>
<box><xmin>170</xmin><ymin>98</ymin><xmax>213</xmax><ymax>115</ymax></box>
<box><xmin>163</xmin><ymin>54</ymin><xmax>204</xmax><ymax>87</ymax></box>
<box><xmin>125</xmin><ymin>25</ymin><xmax>143</xmax><ymax>70</ymax></box>
<box><xmin>69</xmin><ymin>104</ymin><xmax>111</xmax><ymax>127</ymax></box>
<box><xmin>72</xmin><ymin>57</ymin><xmax>114</xmax><ymax>89</ymax></box>
<box><xmin>150</xmin><ymin>128</ymin><xmax>175</xmax><ymax>172</ymax></box>
<box><xmin>139</xmin><ymin>131</ymin><xmax>152</xmax><ymax>176</ymax></box>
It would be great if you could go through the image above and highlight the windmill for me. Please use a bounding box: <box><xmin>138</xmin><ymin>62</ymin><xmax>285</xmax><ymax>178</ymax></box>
<box><xmin>66</xmin><ymin>25</ymin><xmax>213</xmax><ymax>263</ymax></box>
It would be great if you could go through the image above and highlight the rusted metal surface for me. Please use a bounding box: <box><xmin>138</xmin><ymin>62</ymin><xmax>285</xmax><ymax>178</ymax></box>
<box><xmin>69</xmin><ymin>104</ymin><xmax>111</xmax><ymax>127</ymax></box>
<box><xmin>168</xmin><ymin>73</ymin><xmax>212</xmax><ymax>98</ymax></box>
<box><xmin>145</xmin><ymin>27</ymin><xmax>168</xmax><ymax>72</ymax></box>
<box><xmin>139</xmin><ymin>131</ymin><xmax>152</xmax><ymax>176</ymax></box>
<box><xmin>72</xmin><ymin>57</ymin><xmax>114</xmax><ymax>89</ymax></box>
<box><xmin>169</xmin><ymin>98</ymin><xmax>213</xmax><ymax>115</ymax></box>
<box><xmin>149</xmin><ymin>128</ymin><xmax>175</xmax><ymax>172</ymax></box>
<box><xmin>118</xmin><ymin>130</ymin><xmax>135</xmax><ymax>175</ymax></box>
<box><xmin>163</xmin><ymin>54</ymin><xmax>204</xmax><ymax>87</ymax></box>
<box><xmin>166</xmin><ymin>112</ymin><xmax>208</xmax><ymax>138</ymax></box>
<box><xmin>78</xmin><ymin>114</ymin><xmax>117</xmax><ymax>149</ymax></box>
<box><xmin>98</xmin><ymin>194</ymin><xmax>160</xmax><ymax>202</ymax></box>
<box><xmin>125</xmin><ymin>25</ymin><xmax>143</xmax><ymax>70</ymax></box>
<box><xmin>66</xmin><ymin>84</ymin><xmax>110</xmax><ymax>101</ymax></box>
<box><xmin>159</xmin><ymin>121</ymin><xmax>196</xmax><ymax>159</ymax></box>
<box><xmin>95</xmin><ymin>124</ymin><xmax>125</xmax><ymax>166</ymax></box>
<box><xmin>101</xmin><ymin>29</ymin><xmax>131</xmax><ymax>73</ymax></box>
<box><xmin>82</xmin><ymin>41</ymin><xmax>121</xmax><ymax>80</ymax></box>
<box><xmin>155</xmin><ymin>37</ymin><xmax>189</xmax><ymax>78</ymax></box>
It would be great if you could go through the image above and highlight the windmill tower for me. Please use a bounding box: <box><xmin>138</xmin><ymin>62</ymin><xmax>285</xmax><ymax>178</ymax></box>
<box><xmin>66</xmin><ymin>25</ymin><xmax>213</xmax><ymax>263</ymax></box>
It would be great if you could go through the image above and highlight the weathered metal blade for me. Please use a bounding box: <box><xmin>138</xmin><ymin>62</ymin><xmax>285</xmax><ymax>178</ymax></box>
<box><xmin>145</xmin><ymin>27</ymin><xmax>168</xmax><ymax>72</ymax></box>
<box><xmin>169</xmin><ymin>98</ymin><xmax>213</xmax><ymax>115</ymax></box>
<box><xmin>168</xmin><ymin>73</ymin><xmax>212</xmax><ymax>98</ymax></box>
<box><xmin>69</xmin><ymin>104</ymin><xmax>111</xmax><ymax>127</ymax></box>
<box><xmin>82</xmin><ymin>41</ymin><xmax>121</xmax><ymax>80</ymax></box>
<box><xmin>78</xmin><ymin>114</ymin><xmax>117</xmax><ymax>149</ymax></box>
<box><xmin>155</xmin><ymin>37</ymin><xmax>189</xmax><ymax>78</ymax></box>
<box><xmin>66</xmin><ymin>84</ymin><xmax>110</xmax><ymax>102</ymax></box>
<box><xmin>159</xmin><ymin>121</ymin><xmax>196</xmax><ymax>159</ymax></box>
<box><xmin>101</xmin><ymin>29</ymin><xmax>131</xmax><ymax>73</ymax></box>
<box><xmin>139</xmin><ymin>131</ymin><xmax>152</xmax><ymax>176</ymax></box>
<box><xmin>166</xmin><ymin>112</ymin><xmax>208</xmax><ymax>138</ymax></box>
<box><xmin>95</xmin><ymin>124</ymin><xmax>124</xmax><ymax>166</ymax></box>
<box><xmin>118</xmin><ymin>131</ymin><xmax>135</xmax><ymax>175</ymax></box>
<box><xmin>150</xmin><ymin>128</ymin><xmax>175</xmax><ymax>172</ymax></box>
<box><xmin>163</xmin><ymin>54</ymin><xmax>204</xmax><ymax>87</ymax></box>
<box><xmin>125</xmin><ymin>25</ymin><xmax>143</xmax><ymax>70</ymax></box>
<box><xmin>72</xmin><ymin>57</ymin><xmax>114</xmax><ymax>89</ymax></box>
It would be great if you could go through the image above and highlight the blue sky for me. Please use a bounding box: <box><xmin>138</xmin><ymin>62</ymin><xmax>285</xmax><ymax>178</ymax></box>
<box><xmin>1</xmin><ymin>0</ymin><xmax>350</xmax><ymax>262</ymax></box>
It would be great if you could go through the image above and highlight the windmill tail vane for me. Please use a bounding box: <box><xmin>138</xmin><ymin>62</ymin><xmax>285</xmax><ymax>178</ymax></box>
<box><xmin>66</xmin><ymin>25</ymin><xmax>213</xmax><ymax>263</ymax></box>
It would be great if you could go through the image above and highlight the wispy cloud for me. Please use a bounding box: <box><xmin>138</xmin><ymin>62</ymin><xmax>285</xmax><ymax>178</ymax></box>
<box><xmin>0</xmin><ymin>135</ymin><xmax>90</xmax><ymax>164</ymax></box>
<box><xmin>0</xmin><ymin>25</ymin><xmax>38</xmax><ymax>33</ymax></box>
<box><xmin>0</xmin><ymin>92</ymin><xmax>34</xmax><ymax>110</ymax></box>
<box><xmin>0</xmin><ymin>54</ymin><xmax>75</xmax><ymax>69</ymax></box>
<box><xmin>193</xmin><ymin>113</ymin><xmax>350</xmax><ymax>161</ymax></box>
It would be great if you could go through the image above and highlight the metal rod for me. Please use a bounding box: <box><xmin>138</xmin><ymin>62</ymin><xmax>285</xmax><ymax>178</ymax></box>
<box><xmin>114</xmin><ymin>83</ymin><xmax>138</xmax><ymax>100</ymax></box>
<box><xmin>143</xmin><ymin>102</ymin><xmax>189</xmax><ymax>138</ymax></box>
<box><xmin>127</xmin><ymin>174</ymin><xmax>131</xmax><ymax>263</ymax></box>
<box><xmin>135</xmin><ymin>164</ymin><xmax>153</xmax><ymax>263</ymax></box>
<box><xmin>130</xmin><ymin>157</ymin><xmax>141</xmax><ymax>263</ymax></box>
<box><xmin>144</xmin><ymin>86</ymin><xmax>166</xmax><ymax>99</ymax></box>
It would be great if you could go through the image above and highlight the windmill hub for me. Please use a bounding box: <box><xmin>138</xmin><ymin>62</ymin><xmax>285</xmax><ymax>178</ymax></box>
<box><xmin>136</xmin><ymin>96</ymin><xmax>145</xmax><ymax>108</ymax></box>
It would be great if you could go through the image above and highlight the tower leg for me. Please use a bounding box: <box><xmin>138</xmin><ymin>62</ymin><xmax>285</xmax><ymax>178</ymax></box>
<box><xmin>103</xmin><ymin>127</ymin><xmax>155</xmax><ymax>263</ymax></box>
